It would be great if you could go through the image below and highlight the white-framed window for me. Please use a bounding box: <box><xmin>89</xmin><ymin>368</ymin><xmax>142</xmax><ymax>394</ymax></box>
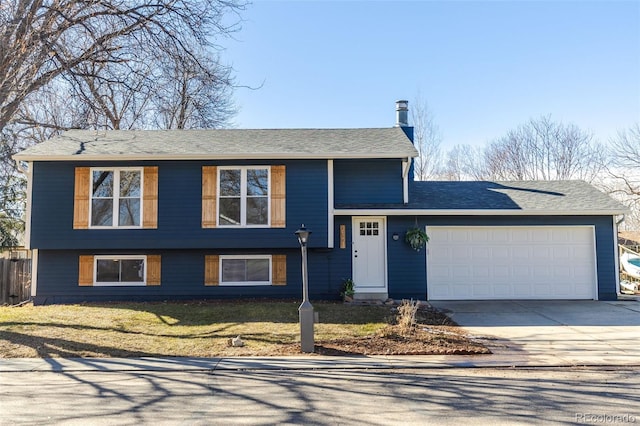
<box><xmin>220</xmin><ymin>255</ymin><xmax>271</xmax><ymax>286</ymax></box>
<box><xmin>218</xmin><ymin>166</ymin><xmax>270</xmax><ymax>227</ymax></box>
<box><xmin>90</xmin><ymin>168</ymin><xmax>143</xmax><ymax>228</ymax></box>
<box><xmin>94</xmin><ymin>255</ymin><xmax>146</xmax><ymax>286</ymax></box>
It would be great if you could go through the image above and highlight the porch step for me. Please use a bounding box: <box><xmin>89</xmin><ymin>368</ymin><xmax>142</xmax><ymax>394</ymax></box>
<box><xmin>353</xmin><ymin>292</ymin><xmax>388</xmax><ymax>302</ymax></box>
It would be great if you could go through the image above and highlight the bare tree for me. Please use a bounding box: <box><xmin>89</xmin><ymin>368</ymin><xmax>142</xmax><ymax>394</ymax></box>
<box><xmin>606</xmin><ymin>124</ymin><xmax>640</xmax><ymax>229</ymax></box>
<box><xmin>2</xmin><ymin>1</ymin><xmax>244</xmax><ymax>134</ymax></box>
<box><xmin>152</xmin><ymin>50</ymin><xmax>235</xmax><ymax>129</ymax></box>
<box><xmin>0</xmin><ymin>0</ymin><xmax>245</xmax><ymax>245</ymax></box>
<box><xmin>0</xmin><ymin>130</ymin><xmax>26</xmax><ymax>247</ymax></box>
<box><xmin>482</xmin><ymin>115</ymin><xmax>605</xmax><ymax>182</ymax></box>
<box><xmin>411</xmin><ymin>94</ymin><xmax>442</xmax><ymax>180</ymax></box>
<box><xmin>441</xmin><ymin>144</ymin><xmax>486</xmax><ymax>181</ymax></box>
<box><xmin>0</xmin><ymin>0</ymin><xmax>244</xmax><ymax>132</ymax></box>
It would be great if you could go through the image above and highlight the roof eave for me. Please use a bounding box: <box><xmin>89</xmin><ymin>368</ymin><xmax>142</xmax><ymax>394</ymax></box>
<box><xmin>13</xmin><ymin>152</ymin><xmax>419</xmax><ymax>162</ymax></box>
<box><xmin>333</xmin><ymin>208</ymin><xmax>629</xmax><ymax>216</ymax></box>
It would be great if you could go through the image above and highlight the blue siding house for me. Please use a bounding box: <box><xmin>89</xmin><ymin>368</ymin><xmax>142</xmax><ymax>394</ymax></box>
<box><xmin>14</xmin><ymin>101</ymin><xmax>628</xmax><ymax>304</ymax></box>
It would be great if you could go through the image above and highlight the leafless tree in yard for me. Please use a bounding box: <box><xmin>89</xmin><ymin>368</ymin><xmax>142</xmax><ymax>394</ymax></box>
<box><xmin>152</xmin><ymin>49</ymin><xmax>236</xmax><ymax>129</ymax></box>
<box><xmin>411</xmin><ymin>94</ymin><xmax>442</xmax><ymax>180</ymax></box>
<box><xmin>482</xmin><ymin>115</ymin><xmax>605</xmax><ymax>182</ymax></box>
<box><xmin>1</xmin><ymin>0</ymin><xmax>244</xmax><ymax>132</ymax></box>
<box><xmin>605</xmin><ymin>124</ymin><xmax>640</xmax><ymax>229</ymax></box>
<box><xmin>0</xmin><ymin>0</ymin><xmax>246</xmax><ymax>245</ymax></box>
<box><xmin>441</xmin><ymin>144</ymin><xmax>487</xmax><ymax>181</ymax></box>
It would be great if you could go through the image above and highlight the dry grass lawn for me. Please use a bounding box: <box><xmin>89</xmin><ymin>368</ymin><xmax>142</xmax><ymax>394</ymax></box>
<box><xmin>0</xmin><ymin>300</ymin><xmax>489</xmax><ymax>358</ymax></box>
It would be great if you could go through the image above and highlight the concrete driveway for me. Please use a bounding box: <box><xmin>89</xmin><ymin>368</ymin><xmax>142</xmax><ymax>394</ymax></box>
<box><xmin>430</xmin><ymin>300</ymin><xmax>640</xmax><ymax>366</ymax></box>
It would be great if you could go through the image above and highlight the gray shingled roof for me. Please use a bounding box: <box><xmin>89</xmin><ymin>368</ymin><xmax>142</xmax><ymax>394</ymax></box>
<box><xmin>13</xmin><ymin>128</ymin><xmax>418</xmax><ymax>160</ymax></box>
<box><xmin>336</xmin><ymin>180</ymin><xmax>628</xmax><ymax>214</ymax></box>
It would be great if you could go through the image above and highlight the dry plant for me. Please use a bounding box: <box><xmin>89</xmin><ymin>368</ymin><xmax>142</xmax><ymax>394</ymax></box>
<box><xmin>397</xmin><ymin>299</ymin><xmax>420</xmax><ymax>336</ymax></box>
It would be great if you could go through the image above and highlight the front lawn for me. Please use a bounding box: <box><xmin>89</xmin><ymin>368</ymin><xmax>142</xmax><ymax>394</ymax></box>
<box><xmin>0</xmin><ymin>300</ymin><xmax>489</xmax><ymax>357</ymax></box>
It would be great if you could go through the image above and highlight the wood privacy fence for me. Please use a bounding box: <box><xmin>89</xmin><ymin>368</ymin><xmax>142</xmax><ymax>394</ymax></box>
<box><xmin>0</xmin><ymin>259</ymin><xmax>31</xmax><ymax>305</ymax></box>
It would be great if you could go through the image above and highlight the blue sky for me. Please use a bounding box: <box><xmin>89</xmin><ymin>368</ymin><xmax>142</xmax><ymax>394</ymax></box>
<box><xmin>224</xmin><ymin>0</ymin><xmax>640</xmax><ymax>148</ymax></box>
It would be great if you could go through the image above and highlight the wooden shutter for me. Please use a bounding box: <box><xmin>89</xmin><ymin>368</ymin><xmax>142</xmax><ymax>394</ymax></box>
<box><xmin>73</xmin><ymin>168</ymin><xmax>90</xmax><ymax>229</ymax></box>
<box><xmin>78</xmin><ymin>255</ymin><xmax>94</xmax><ymax>286</ymax></box>
<box><xmin>146</xmin><ymin>255</ymin><xmax>161</xmax><ymax>286</ymax></box>
<box><xmin>270</xmin><ymin>166</ymin><xmax>286</xmax><ymax>228</ymax></box>
<box><xmin>204</xmin><ymin>255</ymin><xmax>219</xmax><ymax>286</ymax></box>
<box><xmin>142</xmin><ymin>166</ymin><xmax>158</xmax><ymax>229</ymax></box>
<box><xmin>202</xmin><ymin>166</ymin><xmax>217</xmax><ymax>228</ymax></box>
<box><xmin>272</xmin><ymin>255</ymin><xmax>287</xmax><ymax>286</ymax></box>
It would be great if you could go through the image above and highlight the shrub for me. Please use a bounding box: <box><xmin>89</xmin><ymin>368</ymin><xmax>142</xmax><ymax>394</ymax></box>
<box><xmin>397</xmin><ymin>299</ymin><xmax>419</xmax><ymax>335</ymax></box>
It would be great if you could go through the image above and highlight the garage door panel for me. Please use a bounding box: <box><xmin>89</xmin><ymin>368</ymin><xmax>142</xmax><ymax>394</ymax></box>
<box><xmin>471</xmin><ymin>246</ymin><xmax>491</xmax><ymax>260</ymax></box>
<box><xmin>532</xmin><ymin>246</ymin><xmax>551</xmax><ymax>259</ymax></box>
<box><xmin>573</xmin><ymin>245</ymin><xmax>594</xmax><ymax>258</ymax></box>
<box><xmin>451</xmin><ymin>231</ymin><xmax>469</xmax><ymax>243</ymax></box>
<box><xmin>427</xmin><ymin>226</ymin><xmax>596</xmax><ymax>300</ymax></box>
<box><xmin>511</xmin><ymin>229</ymin><xmax>531</xmax><ymax>243</ymax></box>
<box><xmin>491</xmin><ymin>229</ymin><xmax>510</xmax><ymax>242</ymax></box>
<box><xmin>513</xmin><ymin>283</ymin><xmax>532</xmax><ymax>297</ymax></box>
<box><xmin>532</xmin><ymin>230</ymin><xmax>552</xmax><ymax>242</ymax></box>
<box><xmin>552</xmin><ymin>229</ymin><xmax>571</xmax><ymax>242</ymax></box>
<box><xmin>472</xmin><ymin>284</ymin><xmax>493</xmax><ymax>298</ymax></box>
<box><xmin>471</xmin><ymin>229</ymin><xmax>491</xmax><ymax>242</ymax></box>
<box><xmin>491</xmin><ymin>246</ymin><xmax>511</xmax><ymax>261</ymax></box>
<box><xmin>533</xmin><ymin>283</ymin><xmax>553</xmax><ymax>296</ymax></box>
<box><xmin>512</xmin><ymin>247</ymin><xmax>530</xmax><ymax>261</ymax></box>
<box><xmin>552</xmin><ymin>246</ymin><xmax>571</xmax><ymax>260</ymax></box>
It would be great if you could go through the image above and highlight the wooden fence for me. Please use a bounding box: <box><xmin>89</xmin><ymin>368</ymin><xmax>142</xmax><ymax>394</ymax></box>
<box><xmin>0</xmin><ymin>259</ymin><xmax>31</xmax><ymax>305</ymax></box>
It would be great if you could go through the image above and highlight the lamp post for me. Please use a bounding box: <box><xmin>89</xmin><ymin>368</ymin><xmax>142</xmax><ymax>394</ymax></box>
<box><xmin>295</xmin><ymin>224</ymin><xmax>314</xmax><ymax>353</ymax></box>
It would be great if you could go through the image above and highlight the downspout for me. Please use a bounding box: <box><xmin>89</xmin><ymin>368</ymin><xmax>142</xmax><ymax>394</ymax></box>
<box><xmin>15</xmin><ymin>160</ymin><xmax>36</xmax><ymax>298</ymax></box>
<box><xmin>402</xmin><ymin>157</ymin><xmax>411</xmax><ymax>205</ymax></box>
<box><xmin>614</xmin><ymin>214</ymin><xmax>625</xmax><ymax>297</ymax></box>
<box><xmin>14</xmin><ymin>161</ymin><xmax>32</xmax><ymax>250</ymax></box>
<box><xmin>327</xmin><ymin>159</ymin><xmax>334</xmax><ymax>248</ymax></box>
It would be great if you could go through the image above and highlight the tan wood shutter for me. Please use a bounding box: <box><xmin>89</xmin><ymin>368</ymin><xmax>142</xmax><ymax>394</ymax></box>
<box><xmin>146</xmin><ymin>255</ymin><xmax>161</xmax><ymax>286</ymax></box>
<box><xmin>272</xmin><ymin>255</ymin><xmax>287</xmax><ymax>286</ymax></box>
<box><xmin>142</xmin><ymin>166</ymin><xmax>158</xmax><ymax>229</ymax></box>
<box><xmin>78</xmin><ymin>255</ymin><xmax>94</xmax><ymax>286</ymax></box>
<box><xmin>73</xmin><ymin>168</ymin><xmax>90</xmax><ymax>229</ymax></box>
<box><xmin>202</xmin><ymin>166</ymin><xmax>217</xmax><ymax>228</ymax></box>
<box><xmin>270</xmin><ymin>166</ymin><xmax>286</xmax><ymax>228</ymax></box>
<box><xmin>204</xmin><ymin>255</ymin><xmax>219</xmax><ymax>286</ymax></box>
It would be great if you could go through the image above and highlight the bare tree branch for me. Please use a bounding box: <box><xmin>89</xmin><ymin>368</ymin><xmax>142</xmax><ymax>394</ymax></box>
<box><xmin>410</xmin><ymin>93</ymin><xmax>442</xmax><ymax>181</ymax></box>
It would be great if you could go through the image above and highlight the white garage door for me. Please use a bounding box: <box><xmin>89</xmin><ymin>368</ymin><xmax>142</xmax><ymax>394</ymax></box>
<box><xmin>427</xmin><ymin>226</ymin><xmax>597</xmax><ymax>300</ymax></box>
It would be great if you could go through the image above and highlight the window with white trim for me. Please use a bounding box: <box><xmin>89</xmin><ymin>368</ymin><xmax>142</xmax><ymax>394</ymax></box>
<box><xmin>94</xmin><ymin>255</ymin><xmax>146</xmax><ymax>286</ymax></box>
<box><xmin>218</xmin><ymin>166</ymin><xmax>269</xmax><ymax>226</ymax></box>
<box><xmin>220</xmin><ymin>255</ymin><xmax>271</xmax><ymax>286</ymax></box>
<box><xmin>91</xmin><ymin>168</ymin><xmax>142</xmax><ymax>227</ymax></box>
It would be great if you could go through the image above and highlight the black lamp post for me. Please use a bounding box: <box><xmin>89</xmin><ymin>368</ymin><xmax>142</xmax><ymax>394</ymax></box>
<box><xmin>295</xmin><ymin>224</ymin><xmax>314</xmax><ymax>353</ymax></box>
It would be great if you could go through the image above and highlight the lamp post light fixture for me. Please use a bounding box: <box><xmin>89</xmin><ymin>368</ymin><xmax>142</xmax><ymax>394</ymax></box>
<box><xmin>295</xmin><ymin>224</ymin><xmax>314</xmax><ymax>353</ymax></box>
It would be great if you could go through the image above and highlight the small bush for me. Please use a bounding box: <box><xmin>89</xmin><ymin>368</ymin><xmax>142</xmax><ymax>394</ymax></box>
<box><xmin>340</xmin><ymin>278</ymin><xmax>355</xmax><ymax>299</ymax></box>
<box><xmin>397</xmin><ymin>299</ymin><xmax>419</xmax><ymax>335</ymax></box>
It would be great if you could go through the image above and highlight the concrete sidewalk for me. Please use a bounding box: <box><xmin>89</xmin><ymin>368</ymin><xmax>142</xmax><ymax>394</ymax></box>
<box><xmin>0</xmin><ymin>353</ymin><xmax>524</xmax><ymax>373</ymax></box>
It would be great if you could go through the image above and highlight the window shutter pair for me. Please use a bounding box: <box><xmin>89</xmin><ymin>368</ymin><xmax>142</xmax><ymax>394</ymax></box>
<box><xmin>201</xmin><ymin>165</ymin><xmax>286</xmax><ymax>228</ymax></box>
<box><xmin>73</xmin><ymin>167</ymin><xmax>158</xmax><ymax>229</ymax></box>
<box><xmin>204</xmin><ymin>255</ymin><xmax>286</xmax><ymax>286</ymax></box>
<box><xmin>78</xmin><ymin>255</ymin><xmax>161</xmax><ymax>286</ymax></box>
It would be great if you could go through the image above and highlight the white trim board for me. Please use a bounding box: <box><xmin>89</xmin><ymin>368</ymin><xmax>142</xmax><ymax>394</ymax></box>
<box><xmin>334</xmin><ymin>208</ymin><xmax>627</xmax><ymax>216</ymax></box>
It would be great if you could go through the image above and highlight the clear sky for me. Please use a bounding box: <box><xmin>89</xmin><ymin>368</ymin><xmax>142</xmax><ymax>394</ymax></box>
<box><xmin>223</xmin><ymin>0</ymin><xmax>640</xmax><ymax>148</ymax></box>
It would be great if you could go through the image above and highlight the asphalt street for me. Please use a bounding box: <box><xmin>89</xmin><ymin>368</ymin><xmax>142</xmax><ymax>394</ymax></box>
<box><xmin>1</xmin><ymin>367</ymin><xmax>639</xmax><ymax>425</ymax></box>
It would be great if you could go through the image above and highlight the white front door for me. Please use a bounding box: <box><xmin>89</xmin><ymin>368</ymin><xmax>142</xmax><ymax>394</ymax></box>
<box><xmin>352</xmin><ymin>217</ymin><xmax>387</xmax><ymax>292</ymax></box>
